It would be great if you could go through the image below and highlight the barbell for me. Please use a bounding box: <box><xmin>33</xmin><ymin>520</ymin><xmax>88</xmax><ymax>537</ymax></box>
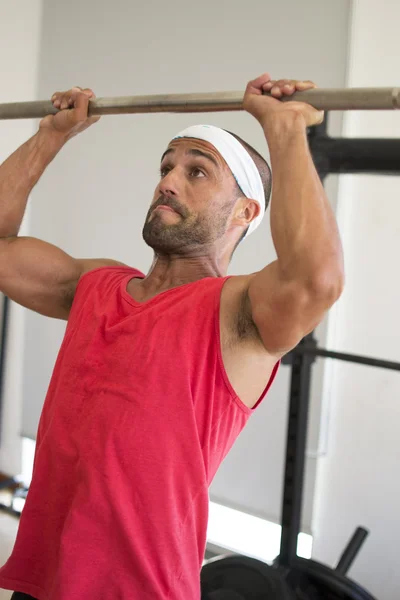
<box><xmin>0</xmin><ymin>87</ymin><xmax>399</xmax><ymax>120</ymax></box>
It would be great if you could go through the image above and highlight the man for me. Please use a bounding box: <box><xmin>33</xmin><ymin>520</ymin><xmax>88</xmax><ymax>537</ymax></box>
<box><xmin>0</xmin><ymin>73</ymin><xmax>344</xmax><ymax>599</ymax></box>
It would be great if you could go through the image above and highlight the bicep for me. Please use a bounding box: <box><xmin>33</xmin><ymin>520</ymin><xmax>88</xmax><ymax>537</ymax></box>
<box><xmin>247</xmin><ymin>261</ymin><xmax>329</xmax><ymax>356</ymax></box>
<box><xmin>0</xmin><ymin>236</ymin><xmax>126</xmax><ymax>320</ymax></box>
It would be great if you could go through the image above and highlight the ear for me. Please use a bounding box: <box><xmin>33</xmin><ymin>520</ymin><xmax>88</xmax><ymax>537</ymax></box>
<box><xmin>233</xmin><ymin>197</ymin><xmax>261</xmax><ymax>227</ymax></box>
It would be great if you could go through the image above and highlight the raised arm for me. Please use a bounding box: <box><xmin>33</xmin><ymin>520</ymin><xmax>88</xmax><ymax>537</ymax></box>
<box><xmin>244</xmin><ymin>74</ymin><xmax>344</xmax><ymax>355</ymax></box>
<box><xmin>0</xmin><ymin>87</ymin><xmax>124</xmax><ymax>320</ymax></box>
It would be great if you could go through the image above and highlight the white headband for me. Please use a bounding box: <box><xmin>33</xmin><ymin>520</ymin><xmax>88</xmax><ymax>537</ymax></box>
<box><xmin>173</xmin><ymin>125</ymin><xmax>265</xmax><ymax>238</ymax></box>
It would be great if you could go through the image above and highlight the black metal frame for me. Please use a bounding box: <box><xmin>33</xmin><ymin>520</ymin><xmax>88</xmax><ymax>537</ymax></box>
<box><xmin>277</xmin><ymin>117</ymin><xmax>400</xmax><ymax>568</ymax></box>
<box><xmin>0</xmin><ymin>294</ymin><xmax>9</xmax><ymax>446</ymax></box>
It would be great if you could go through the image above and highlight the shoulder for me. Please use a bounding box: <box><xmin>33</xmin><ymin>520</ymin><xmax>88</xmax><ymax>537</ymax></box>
<box><xmin>78</xmin><ymin>258</ymin><xmax>135</xmax><ymax>276</ymax></box>
<box><xmin>77</xmin><ymin>259</ymin><xmax>144</xmax><ymax>282</ymax></box>
<box><xmin>68</xmin><ymin>260</ymin><xmax>143</xmax><ymax>305</ymax></box>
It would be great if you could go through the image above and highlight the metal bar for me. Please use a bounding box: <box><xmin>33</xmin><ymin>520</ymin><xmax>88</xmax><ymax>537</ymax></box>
<box><xmin>0</xmin><ymin>295</ymin><xmax>10</xmax><ymax>446</ymax></box>
<box><xmin>1</xmin><ymin>87</ymin><xmax>400</xmax><ymax>120</ymax></box>
<box><xmin>335</xmin><ymin>527</ymin><xmax>369</xmax><ymax>575</ymax></box>
<box><xmin>278</xmin><ymin>335</ymin><xmax>315</xmax><ymax>567</ymax></box>
<box><xmin>307</xmin><ymin>120</ymin><xmax>332</xmax><ymax>181</ymax></box>
<box><xmin>309</xmin><ymin>136</ymin><xmax>400</xmax><ymax>176</ymax></box>
<box><xmin>300</xmin><ymin>347</ymin><xmax>400</xmax><ymax>371</ymax></box>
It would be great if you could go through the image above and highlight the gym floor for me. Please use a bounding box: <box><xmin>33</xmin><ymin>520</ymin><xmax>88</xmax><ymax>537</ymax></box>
<box><xmin>0</xmin><ymin>490</ymin><xmax>17</xmax><ymax>600</ymax></box>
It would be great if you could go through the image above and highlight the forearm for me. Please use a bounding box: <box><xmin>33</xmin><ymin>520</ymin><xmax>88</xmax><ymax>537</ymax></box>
<box><xmin>264</xmin><ymin>114</ymin><xmax>343</xmax><ymax>287</ymax></box>
<box><xmin>0</xmin><ymin>129</ymin><xmax>66</xmax><ymax>238</ymax></box>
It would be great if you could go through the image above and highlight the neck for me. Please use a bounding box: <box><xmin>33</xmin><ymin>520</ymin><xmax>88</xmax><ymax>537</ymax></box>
<box><xmin>137</xmin><ymin>250</ymin><xmax>230</xmax><ymax>300</ymax></box>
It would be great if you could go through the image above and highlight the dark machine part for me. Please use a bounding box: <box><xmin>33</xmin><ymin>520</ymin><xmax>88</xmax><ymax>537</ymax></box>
<box><xmin>201</xmin><ymin>529</ymin><xmax>376</xmax><ymax>600</ymax></box>
<box><xmin>201</xmin><ymin>555</ymin><xmax>295</xmax><ymax>600</ymax></box>
<box><xmin>335</xmin><ymin>527</ymin><xmax>369</xmax><ymax>576</ymax></box>
<box><xmin>0</xmin><ymin>295</ymin><xmax>10</xmax><ymax>445</ymax></box>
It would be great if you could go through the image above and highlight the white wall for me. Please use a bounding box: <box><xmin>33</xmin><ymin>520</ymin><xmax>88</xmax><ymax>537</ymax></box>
<box><xmin>0</xmin><ymin>0</ymin><xmax>43</xmax><ymax>475</ymax></box>
<box><xmin>312</xmin><ymin>2</ymin><xmax>400</xmax><ymax>599</ymax></box>
<box><xmin>17</xmin><ymin>0</ymin><xmax>351</xmax><ymax>530</ymax></box>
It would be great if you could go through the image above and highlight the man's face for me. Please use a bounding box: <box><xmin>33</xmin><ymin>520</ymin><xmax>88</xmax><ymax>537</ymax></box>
<box><xmin>142</xmin><ymin>138</ymin><xmax>240</xmax><ymax>254</ymax></box>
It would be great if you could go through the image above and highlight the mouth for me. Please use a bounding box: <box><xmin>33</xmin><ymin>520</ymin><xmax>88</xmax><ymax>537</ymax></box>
<box><xmin>154</xmin><ymin>205</ymin><xmax>177</xmax><ymax>214</ymax></box>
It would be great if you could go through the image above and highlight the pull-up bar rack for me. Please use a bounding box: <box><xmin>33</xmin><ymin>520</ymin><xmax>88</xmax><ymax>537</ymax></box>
<box><xmin>278</xmin><ymin>115</ymin><xmax>400</xmax><ymax>571</ymax></box>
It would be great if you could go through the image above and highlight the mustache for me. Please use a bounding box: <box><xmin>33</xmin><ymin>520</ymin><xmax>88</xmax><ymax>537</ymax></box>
<box><xmin>152</xmin><ymin>196</ymin><xmax>188</xmax><ymax>218</ymax></box>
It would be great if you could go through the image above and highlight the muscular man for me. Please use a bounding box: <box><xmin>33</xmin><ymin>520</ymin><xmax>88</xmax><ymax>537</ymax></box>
<box><xmin>0</xmin><ymin>74</ymin><xmax>344</xmax><ymax>599</ymax></box>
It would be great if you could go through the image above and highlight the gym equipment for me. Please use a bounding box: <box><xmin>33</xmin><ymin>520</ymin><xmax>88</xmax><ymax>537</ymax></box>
<box><xmin>0</xmin><ymin>87</ymin><xmax>399</xmax><ymax>120</ymax></box>
<box><xmin>202</xmin><ymin>528</ymin><xmax>376</xmax><ymax>599</ymax></box>
<box><xmin>281</xmin><ymin>526</ymin><xmax>376</xmax><ymax>600</ymax></box>
<box><xmin>201</xmin><ymin>116</ymin><xmax>400</xmax><ymax>599</ymax></box>
<box><xmin>201</xmin><ymin>555</ymin><xmax>295</xmax><ymax>599</ymax></box>
<box><xmin>0</xmin><ymin>293</ymin><xmax>8</xmax><ymax>446</ymax></box>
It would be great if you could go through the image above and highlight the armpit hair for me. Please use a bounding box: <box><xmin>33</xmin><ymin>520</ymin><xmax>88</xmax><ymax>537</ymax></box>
<box><xmin>236</xmin><ymin>288</ymin><xmax>262</xmax><ymax>342</ymax></box>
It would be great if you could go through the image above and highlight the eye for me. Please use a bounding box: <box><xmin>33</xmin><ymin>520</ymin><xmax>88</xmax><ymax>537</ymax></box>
<box><xmin>190</xmin><ymin>167</ymin><xmax>206</xmax><ymax>178</ymax></box>
<box><xmin>160</xmin><ymin>165</ymin><xmax>171</xmax><ymax>178</ymax></box>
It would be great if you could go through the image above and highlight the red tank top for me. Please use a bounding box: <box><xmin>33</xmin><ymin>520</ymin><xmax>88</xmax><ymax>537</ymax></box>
<box><xmin>0</xmin><ymin>267</ymin><xmax>278</xmax><ymax>600</ymax></box>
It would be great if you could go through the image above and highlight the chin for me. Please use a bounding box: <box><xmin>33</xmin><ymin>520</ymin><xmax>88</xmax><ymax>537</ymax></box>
<box><xmin>142</xmin><ymin>214</ymin><xmax>214</xmax><ymax>254</ymax></box>
<box><xmin>142</xmin><ymin>222</ymin><xmax>184</xmax><ymax>254</ymax></box>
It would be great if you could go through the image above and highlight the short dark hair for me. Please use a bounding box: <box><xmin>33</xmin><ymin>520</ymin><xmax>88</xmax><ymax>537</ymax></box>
<box><xmin>225</xmin><ymin>130</ymin><xmax>272</xmax><ymax>245</ymax></box>
<box><xmin>227</xmin><ymin>131</ymin><xmax>272</xmax><ymax>210</ymax></box>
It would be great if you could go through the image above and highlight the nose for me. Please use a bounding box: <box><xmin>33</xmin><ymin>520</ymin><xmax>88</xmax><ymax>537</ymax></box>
<box><xmin>159</xmin><ymin>168</ymin><xmax>179</xmax><ymax>197</ymax></box>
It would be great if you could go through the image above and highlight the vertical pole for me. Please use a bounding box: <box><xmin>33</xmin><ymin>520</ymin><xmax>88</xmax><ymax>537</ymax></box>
<box><xmin>0</xmin><ymin>295</ymin><xmax>10</xmax><ymax>446</ymax></box>
<box><xmin>278</xmin><ymin>118</ymin><xmax>329</xmax><ymax>567</ymax></box>
<box><xmin>335</xmin><ymin>527</ymin><xmax>369</xmax><ymax>575</ymax></box>
<box><xmin>278</xmin><ymin>335</ymin><xmax>316</xmax><ymax>566</ymax></box>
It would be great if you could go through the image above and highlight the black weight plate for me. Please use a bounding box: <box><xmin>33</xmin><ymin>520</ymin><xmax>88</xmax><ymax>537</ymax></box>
<box><xmin>284</xmin><ymin>558</ymin><xmax>378</xmax><ymax>600</ymax></box>
<box><xmin>206</xmin><ymin>591</ymin><xmax>245</xmax><ymax>600</ymax></box>
<box><xmin>201</xmin><ymin>555</ymin><xmax>295</xmax><ymax>599</ymax></box>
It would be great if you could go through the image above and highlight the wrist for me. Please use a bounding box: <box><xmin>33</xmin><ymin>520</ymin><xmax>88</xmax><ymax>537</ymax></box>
<box><xmin>36</xmin><ymin>127</ymin><xmax>69</xmax><ymax>152</ymax></box>
<box><xmin>25</xmin><ymin>129</ymin><xmax>67</xmax><ymax>188</ymax></box>
<box><xmin>261</xmin><ymin>111</ymin><xmax>308</xmax><ymax>140</ymax></box>
<box><xmin>261</xmin><ymin>112</ymin><xmax>308</xmax><ymax>156</ymax></box>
